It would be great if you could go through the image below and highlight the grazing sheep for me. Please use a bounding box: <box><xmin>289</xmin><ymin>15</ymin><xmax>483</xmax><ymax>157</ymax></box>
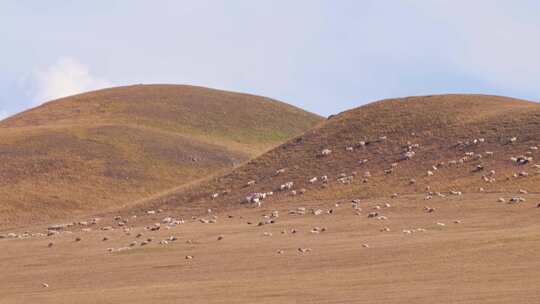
<box><xmin>48</xmin><ymin>242</ymin><xmax>54</xmax><ymax>248</ymax></box>
<box><xmin>309</xmin><ymin>177</ymin><xmax>318</xmax><ymax>183</ymax></box>
<box><xmin>211</xmin><ymin>193</ymin><xmax>219</xmax><ymax>199</ymax></box>
<box><xmin>277</xmin><ymin>249</ymin><xmax>285</xmax><ymax>254</ymax></box>
<box><xmin>367</xmin><ymin>212</ymin><xmax>379</xmax><ymax>218</ymax></box>
<box><xmin>185</xmin><ymin>255</ymin><xmax>193</xmax><ymax>260</ymax></box>
<box><xmin>321</xmin><ymin>149</ymin><xmax>332</xmax><ymax>156</ymax></box>
<box><xmin>427</xmin><ymin>170</ymin><xmax>434</xmax><ymax>177</ymax></box>
<box><xmin>362</xmin><ymin>243</ymin><xmax>370</xmax><ymax>248</ymax></box>
<box><xmin>346</xmin><ymin>146</ymin><xmax>354</xmax><ymax>152</ymax></box>
<box><xmin>275</xmin><ymin>168</ymin><xmax>286</xmax><ymax>175</ymax></box>
<box><xmin>297</xmin><ymin>248</ymin><xmax>312</xmax><ymax>253</ymax></box>
<box><xmin>509</xmin><ymin>197</ymin><xmax>525</xmax><ymax>203</ymax></box>
<box><xmin>280</xmin><ymin>182</ymin><xmax>294</xmax><ymax>191</ymax></box>
<box><xmin>41</xmin><ymin>283</ymin><xmax>49</xmax><ymax>288</ymax></box>
<box><xmin>312</xmin><ymin>209</ymin><xmax>323</xmax><ymax>216</ymax></box>
<box><xmin>403</xmin><ymin>151</ymin><xmax>415</xmax><ymax>160</ymax></box>
<box><xmin>247</xmin><ymin>180</ymin><xmax>256</xmax><ymax>186</ymax></box>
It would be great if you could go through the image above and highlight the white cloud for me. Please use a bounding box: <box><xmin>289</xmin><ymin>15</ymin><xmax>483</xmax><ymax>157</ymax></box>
<box><xmin>0</xmin><ymin>109</ymin><xmax>8</xmax><ymax>120</ymax></box>
<box><xmin>33</xmin><ymin>57</ymin><xmax>111</xmax><ymax>105</ymax></box>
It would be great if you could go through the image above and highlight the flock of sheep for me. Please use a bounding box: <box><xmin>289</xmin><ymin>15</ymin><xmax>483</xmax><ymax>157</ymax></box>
<box><xmin>1</xmin><ymin>134</ymin><xmax>539</xmax><ymax>290</ymax></box>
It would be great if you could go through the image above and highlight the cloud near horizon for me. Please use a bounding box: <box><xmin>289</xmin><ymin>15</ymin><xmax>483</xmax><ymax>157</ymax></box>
<box><xmin>2</xmin><ymin>1</ymin><xmax>540</xmax><ymax>116</ymax></box>
<box><xmin>32</xmin><ymin>57</ymin><xmax>111</xmax><ymax>105</ymax></box>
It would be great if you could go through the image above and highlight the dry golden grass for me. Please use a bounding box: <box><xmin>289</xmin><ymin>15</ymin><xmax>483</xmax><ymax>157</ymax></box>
<box><xmin>0</xmin><ymin>85</ymin><xmax>322</xmax><ymax>227</ymax></box>
<box><xmin>139</xmin><ymin>94</ymin><xmax>540</xmax><ymax>215</ymax></box>
<box><xmin>1</xmin><ymin>193</ymin><xmax>539</xmax><ymax>303</ymax></box>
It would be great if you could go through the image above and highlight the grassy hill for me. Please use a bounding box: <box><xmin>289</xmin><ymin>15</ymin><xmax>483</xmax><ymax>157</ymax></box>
<box><xmin>0</xmin><ymin>84</ymin><xmax>322</xmax><ymax>227</ymax></box>
<box><xmin>137</xmin><ymin>94</ymin><xmax>540</xmax><ymax>215</ymax></box>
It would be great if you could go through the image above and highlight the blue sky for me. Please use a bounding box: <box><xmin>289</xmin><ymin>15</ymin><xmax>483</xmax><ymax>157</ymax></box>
<box><xmin>1</xmin><ymin>1</ymin><xmax>540</xmax><ymax>118</ymax></box>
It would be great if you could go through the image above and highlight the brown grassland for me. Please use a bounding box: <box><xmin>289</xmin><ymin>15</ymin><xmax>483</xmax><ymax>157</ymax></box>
<box><xmin>1</xmin><ymin>93</ymin><xmax>540</xmax><ymax>303</ymax></box>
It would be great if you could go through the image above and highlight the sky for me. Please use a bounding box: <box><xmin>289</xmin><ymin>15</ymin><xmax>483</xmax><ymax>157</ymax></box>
<box><xmin>1</xmin><ymin>0</ymin><xmax>540</xmax><ymax>119</ymax></box>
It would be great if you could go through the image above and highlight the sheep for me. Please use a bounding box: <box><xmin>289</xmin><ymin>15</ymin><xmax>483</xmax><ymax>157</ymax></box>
<box><xmin>275</xmin><ymin>168</ymin><xmax>286</xmax><ymax>175</ymax></box>
<box><xmin>427</xmin><ymin>170</ymin><xmax>434</xmax><ymax>177</ymax></box>
<box><xmin>321</xmin><ymin>149</ymin><xmax>332</xmax><ymax>156</ymax></box>
<box><xmin>497</xmin><ymin>197</ymin><xmax>506</xmax><ymax>203</ymax></box>
<box><xmin>280</xmin><ymin>181</ymin><xmax>294</xmax><ymax>191</ymax></box>
<box><xmin>185</xmin><ymin>255</ymin><xmax>193</xmax><ymax>260</ymax></box>
<box><xmin>312</xmin><ymin>209</ymin><xmax>323</xmax><ymax>216</ymax></box>
<box><xmin>245</xmin><ymin>192</ymin><xmax>267</xmax><ymax>204</ymax></box>
<box><xmin>509</xmin><ymin>197</ymin><xmax>525</xmax><ymax>204</ymax></box>
<box><xmin>41</xmin><ymin>283</ymin><xmax>49</xmax><ymax>288</ymax></box>
<box><xmin>48</xmin><ymin>242</ymin><xmax>54</xmax><ymax>248</ymax></box>
<box><xmin>367</xmin><ymin>212</ymin><xmax>379</xmax><ymax>218</ymax></box>
<box><xmin>537</xmin><ymin>203</ymin><xmax>540</xmax><ymax>208</ymax></box>
<box><xmin>277</xmin><ymin>249</ymin><xmax>285</xmax><ymax>254</ymax></box>
<box><xmin>297</xmin><ymin>248</ymin><xmax>312</xmax><ymax>253</ymax></box>
<box><xmin>509</xmin><ymin>137</ymin><xmax>517</xmax><ymax>143</ymax></box>
<box><xmin>309</xmin><ymin>177</ymin><xmax>318</xmax><ymax>183</ymax></box>
<box><xmin>403</xmin><ymin>151</ymin><xmax>416</xmax><ymax>160</ymax></box>
<box><xmin>346</xmin><ymin>146</ymin><xmax>354</xmax><ymax>152</ymax></box>
<box><xmin>362</xmin><ymin>243</ymin><xmax>370</xmax><ymax>248</ymax></box>
<box><xmin>424</xmin><ymin>206</ymin><xmax>435</xmax><ymax>213</ymax></box>
<box><xmin>380</xmin><ymin>227</ymin><xmax>390</xmax><ymax>232</ymax></box>
<box><xmin>211</xmin><ymin>193</ymin><xmax>219</xmax><ymax>199</ymax></box>
<box><xmin>247</xmin><ymin>180</ymin><xmax>256</xmax><ymax>186</ymax></box>
<box><xmin>320</xmin><ymin>175</ymin><xmax>329</xmax><ymax>183</ymax></box>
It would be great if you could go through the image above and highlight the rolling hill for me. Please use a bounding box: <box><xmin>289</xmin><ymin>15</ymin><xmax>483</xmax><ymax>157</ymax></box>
<box><xmin>0</xmin><ymin>84</ymin><xmax>323</xmax><ymax>227</ymax></box>
<box><xmin>137</xmin><ymin>94</ymin><xmax>540</xmax><ymax>215</ymax></box>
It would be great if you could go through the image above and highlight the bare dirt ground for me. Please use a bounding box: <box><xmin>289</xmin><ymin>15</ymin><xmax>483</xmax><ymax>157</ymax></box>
<box><xmin>2</xmin><ymin>193</ymin><xmax>539</xmax><ymax>303</ymax></box>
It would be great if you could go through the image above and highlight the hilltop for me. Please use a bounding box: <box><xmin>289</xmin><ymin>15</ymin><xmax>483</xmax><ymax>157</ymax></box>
<box><xmin>137</xmin><ymin>94</ymin><xmax>540</xmax><ymax>214</ymax></box>
<box><xmin>0</xmin><ymin>84</ymin><xmax>322</xmax><ymax>227</ymax></box>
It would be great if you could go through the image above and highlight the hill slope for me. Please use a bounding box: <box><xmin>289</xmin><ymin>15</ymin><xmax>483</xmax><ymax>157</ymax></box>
<box><xmin>138</xmin><ymin>94</ymin><xmax>540</xmax><ymax>214</ymax></box>
<box><xmin>0</xmin><ymin>84</ymin><xmax>322</xmax><ymax>226</ymax></box>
